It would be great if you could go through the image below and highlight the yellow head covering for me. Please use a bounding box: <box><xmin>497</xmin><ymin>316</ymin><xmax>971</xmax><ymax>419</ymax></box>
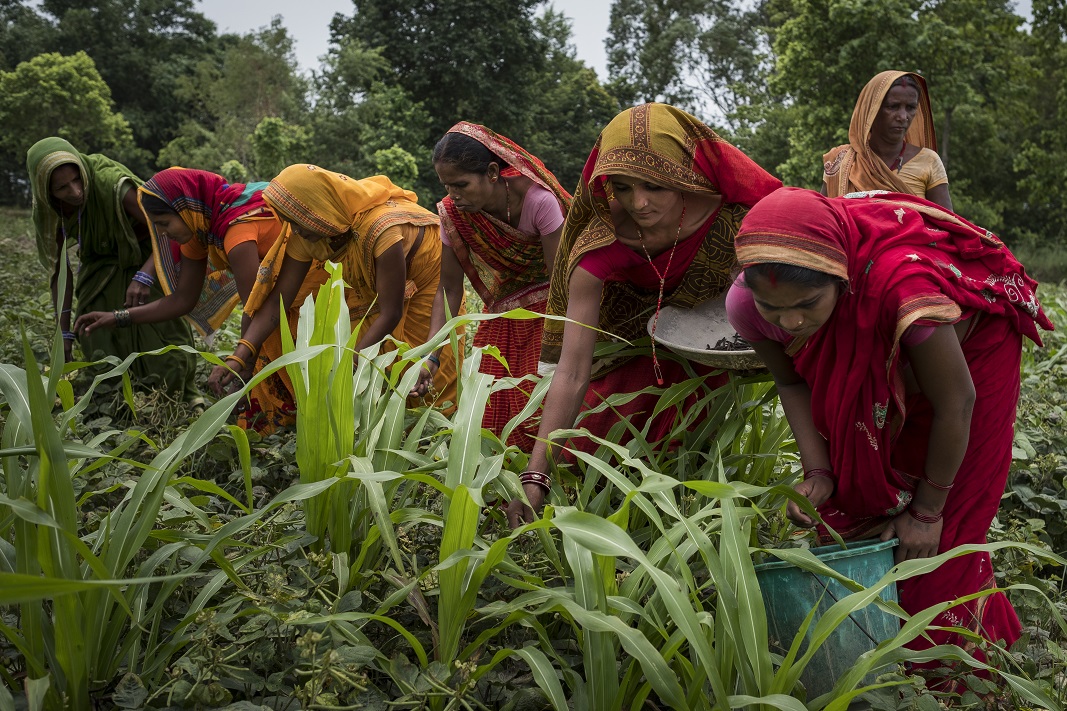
<box><xmin>823</xmin><ymin>70</ymin><xmax>937</xmax><ymax>198</ymax></box>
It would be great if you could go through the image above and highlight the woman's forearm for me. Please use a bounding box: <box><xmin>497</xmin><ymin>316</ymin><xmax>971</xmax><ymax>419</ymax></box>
<box><xmin>234</xmin><ymin>294</ymin><xmax>283</xmax><ymax>362</ymax></box>
<box><xmin>426</xmin><ymin>284</ymin><xmax>448</xmax><ymax>354</ymax></box>
<box><xmin>434</xmin><ymin>281</ymin><xmax>466</xmax><ymax>354</ymax></box>
<box><xmin>138</xmin><ymin>255</ymin><xmax>156</xmax><ymax>279</ymax></box>
<box><xmin>52</xmin><ymin>264</ymin><xmax>75</xmax><ymax>331</ymax></box>
<box><xmin>354</xmin><ymin>311</ymin><xmax>400</xmax><ymax>352</ymax></box>
<box><xmin>128</xmin><ymin>292</ymin><xmax>197</xmax><ymax>325</ymax></box>
<box><xmin>912</xmin><ymin>407</ymin><xmax>972</xmax><ymax>513</ymax></box>
<box><xmin>528</xmin><ymin>369</ymin><xmax>589</xmax><ymax>473</ymax></box>
<box><xmin>776</xmin><ymin>381</ymin><xmax>832</xmax><ymax>472</ymax></box>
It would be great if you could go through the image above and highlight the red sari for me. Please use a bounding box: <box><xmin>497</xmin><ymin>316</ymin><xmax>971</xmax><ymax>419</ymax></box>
<box><xmin>735</xmin><ymin>187</ymin><xmax>1053</xmax><ymax>657</ymax></box>
<box><xmin>541</xmin><ymin>102</ymin><xmax>782</xmax><ymax>452</ymax></box>
<box><xmin>437</xmin><ymin>123</ymin><xmax>571</xmax><ymax>448</ymax></box>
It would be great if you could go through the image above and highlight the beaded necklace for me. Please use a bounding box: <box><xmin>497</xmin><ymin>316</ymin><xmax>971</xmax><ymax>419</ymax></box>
<box><xmin>637</xmin><ymin>196</ymin><xmax>686</xmax><ymax>386</ymax></box>
<box><xmin>890</xmin><ymin>139</ymin><xmax>907</xmax><ymax>172</ymax></box>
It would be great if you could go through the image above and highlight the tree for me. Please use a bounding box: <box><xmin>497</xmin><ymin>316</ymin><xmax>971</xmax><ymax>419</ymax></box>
<box><xmin>605</xmin><ymin>0</ymin><xmax>709</xmax><ymax>109</ymax></box>
<box><xmin>765</xmin><ymin>0</ymin><xmax>924</xmax><ymax>187</ymax></box>
<box><xmin>604</xmin><ymin>0</ymin><xmax>779</xmax><ymax>163</ymax></box>
<box><xmin>157</xmin><ymin>18</ymin><xmax>310</xmax><ymax>180</ymax></box>
<box><xmin>526</xmin><ymin>9</ymin><xmax>621</xmax><ymax>192</ymax></box>
<box><xmin>35</xmin><ymin>0</ymin><xmax>218</xmax><ymax>173</ymax></box>
<box><xmin>251</xmin><ymin>117</ymin><xmax>311</xmax><ymax>181</ymax></box>
<box><xmin>1011</xmin><ymin>0</ymin><xmax>1067</xmax><ymax>244</ymax></box>
<box><xmin>909</xmin><ymin>0</ymin><xmax>1035</xmax><ymax>231</ymax></box>
<box><xmin>0</xmin><ymin>51</ymin><xmax>135</xmax><ymax>203</ymax></box>
<box><xmin>0</xmin><ymin>0</ymin><xmax>57</xmax><ymax>71</ymax></box>
<box><xmin>329</xmin><ymin>0</ymin><xmax>551</xmax><ymax>142</ymax></box>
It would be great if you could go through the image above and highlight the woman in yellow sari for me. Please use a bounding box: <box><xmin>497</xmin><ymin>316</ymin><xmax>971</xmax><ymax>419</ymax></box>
<box><xmin>822</xmin><ymin>70</ymin><xmax>953</xmax><ymax>211</ymax></box>
<box><xmin>210</xmin><ymin>164</ymin><xmax>461</xmax><ymax>409</ymax></box>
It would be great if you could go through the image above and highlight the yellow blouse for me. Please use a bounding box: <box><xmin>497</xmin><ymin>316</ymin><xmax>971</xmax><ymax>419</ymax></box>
<box><xmin>898</xmin><ymin>147</ymin><xmax>949</xmax><ymax>199</ymax></box>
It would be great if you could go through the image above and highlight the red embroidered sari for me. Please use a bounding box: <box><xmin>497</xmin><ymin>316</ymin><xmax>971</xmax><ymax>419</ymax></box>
<box><xmin>437</xmin><ymin>123</ymin><xmax>572</xmax><ymax>447</ymax></box>
<box><xmin>541</xmin><ymin>103</ymin><xmax>782</xmax><ymax>451</ymax></box>
<box><xmin>735</xmin><ymin>187</ymin><xmax>1053</xmax><ymax>656</ymax></box>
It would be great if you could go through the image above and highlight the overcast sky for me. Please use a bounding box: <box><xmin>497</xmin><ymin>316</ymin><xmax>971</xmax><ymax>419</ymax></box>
<box><xmin>195</xmin><ymin>1</ymin><xmax>613</xmax><ymax>78</ymax></box>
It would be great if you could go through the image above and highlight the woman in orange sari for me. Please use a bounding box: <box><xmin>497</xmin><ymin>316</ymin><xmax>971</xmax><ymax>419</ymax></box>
<box><xmin>823</xmin><ymin>70</ymin><xmax>953</xmax><ymax>211</ymax></box>
<box><xmin>507</xmin><ymin>103</ymin><xmax>781</xmax><ymax>525</ymax></box>
<box><xmin>75</xmin><ymin>167</ymin><xmax>328</xmax><ymax>430</ymax></box>
<box><xmin>414</xmin><ymin>122</ymin><xmax>570</xmax><ymax>448</ymax></box>
<box><xmin>211</xmin><ymin>165</ymin><xmax>461</xmax><ymax>409</ymax></box>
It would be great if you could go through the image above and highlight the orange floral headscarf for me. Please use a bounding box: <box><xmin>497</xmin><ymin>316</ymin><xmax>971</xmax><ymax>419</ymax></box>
<box><xmin>823</xmin><ymin>71</ymin><xmax>937</xmax><ymax>197</ymax></box>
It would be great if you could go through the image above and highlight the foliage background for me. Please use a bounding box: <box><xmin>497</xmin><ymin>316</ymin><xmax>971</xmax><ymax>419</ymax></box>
<box><xmin>2</xmin><ymin>1</ymin><xmax>1067</xmax><ymax>708</ymax></box>
<box><xmin>2</xmin><ymin>0</ymin><xmax>1066</xmax><ymax>256</ymax></box>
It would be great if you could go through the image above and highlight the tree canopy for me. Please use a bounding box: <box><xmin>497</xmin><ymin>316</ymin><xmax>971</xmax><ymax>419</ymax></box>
<box><xmin>0</xmin><ymin>0</ymin><xmax>1064</xmax><ymax>246</ymax></box>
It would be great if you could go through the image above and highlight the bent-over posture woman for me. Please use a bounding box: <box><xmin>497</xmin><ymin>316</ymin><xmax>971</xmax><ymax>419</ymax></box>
<box><xmin>415</xmin><ymin>122</ymin><xmax>570</xmax><ymax>448</ymax></box>
<box><xmin>212</xmin><ymin>165</ymin><xmax>461</xmax><ymax>408</ymax></box>
<box><xmin>74</xmin><ymin>167</ymin><xmax>321</xmax><ymax>429</ymax></box>
<box><xmin>28</xmin><ymin>138</ymin><xmax>197</xmax><ymax>400</ymax></box>
<box><xmin>823</xmin><ymin>70</ymin><xmax>953</xmax><ymax>211</ymax></box>
<box><xmin>507</xmin><ymin>103</ymin><xmax>781</xmax><ymax>526</ymax></box>
<box><xmin>726</xmin><ymin>187</ymin><xmax>1052</xmax><ymax>658</ymax></box>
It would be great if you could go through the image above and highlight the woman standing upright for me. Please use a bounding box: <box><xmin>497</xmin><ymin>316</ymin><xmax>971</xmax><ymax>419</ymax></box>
<box><xmin>508</xmin><ymin>103</ymin><xmax>781</xmax><ymax>526</ymax></box>
<box><xmin>415</xmin><ymin>122</ymin><xmax>570</xmax><ymax>448</ymax></box>
<box><xmin>823</xmin><ymin>70</ymin><xmax>953</xmax><ymax>211</ymax></box>
<box><xmin>28</xmin><ymin>138</ymin><xmax>198</xmax><ymax>401</ymax></box>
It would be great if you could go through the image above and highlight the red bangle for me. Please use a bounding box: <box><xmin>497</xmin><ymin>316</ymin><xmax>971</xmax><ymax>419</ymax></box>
<box><xmin>922</xmin><ymin>475</ymin><xmax>954</xmax><ymax>492</ymax></box>
<box><xmin>804</xmin><ymin>468</ymin><xmax>834</xmax><ymax>481</ymax></box>
<box><xmin>907</xmin><ymin>506</ymin><xmax>943</xmax><ymax>524</ymax></box>
<box><xmin>519</xmin><ymin>470</ymin><xmax>551</xmax><ymax>491</ymax></box>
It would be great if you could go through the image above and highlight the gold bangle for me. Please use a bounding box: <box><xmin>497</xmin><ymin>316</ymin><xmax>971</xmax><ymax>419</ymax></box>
<box><xmin>225</xmin><ymin>354</ymin><xmax>247</xmax><ymax>371</ymax></box>
<box><xmin>236</xmin><ymin>338</ymin><xmax>259</xmax><ymax>359</ymax></box>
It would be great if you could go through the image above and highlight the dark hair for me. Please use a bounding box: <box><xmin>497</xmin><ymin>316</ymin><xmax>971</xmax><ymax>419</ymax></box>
<box><xmin>140</xmin><ymin>193</ymin><xmax>178</xmax><ymax>216</ymax></box>
<box><xmin>744</xmin><ymin>262</ymin><xmax>843</xmax><ymax>289</ymax></box>
<box><xmin>432</xmin><ymin>132</ymin><xmax>509</xmax><ymax>174</ymax></box>
<box><xmin>890</xmin><ymin>74</ymin><xmax>921</xmax><ymax>94</ymax></box>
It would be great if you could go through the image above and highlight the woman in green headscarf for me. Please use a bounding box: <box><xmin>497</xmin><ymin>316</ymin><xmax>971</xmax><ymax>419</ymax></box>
<box><xmin>28</xmin><ymin>137</ymin><xmax>199</xmax><ymax>401</ymax></box>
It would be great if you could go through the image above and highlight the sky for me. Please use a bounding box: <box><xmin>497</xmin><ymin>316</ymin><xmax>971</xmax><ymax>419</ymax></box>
<box><xmin>195</xmin><ymin>1</ymin><xmax>613</xmax><ymax>78</ymax></box>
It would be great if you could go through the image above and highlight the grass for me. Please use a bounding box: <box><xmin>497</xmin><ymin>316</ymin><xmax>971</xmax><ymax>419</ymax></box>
<box><xmin>1</xmin><ymin>207</ymin><xmax>1066</xmax><ymax>710</ymax></box>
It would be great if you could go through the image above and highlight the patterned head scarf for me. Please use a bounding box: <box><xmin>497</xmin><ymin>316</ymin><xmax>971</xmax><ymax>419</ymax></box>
<box><xmin>823</xmin><ymin>71</ymin><xmax>938</xmax><ymax>197</ymax></box>
<box><xmin>436</xmin><ymin>121</ymin><xmax>572</xmax><ymax>309</ymax></box>
<box><xmin>138</xmin><ymin>167</ymin><xmax>275</xmax><ymax>338</ymax></box>
<box><xmin>540</xmin><ymin>102</ymin><xmax>782</xmax><ymax>372</ymax></box>
<box><xmin>248</xmin><ymin>165</ymin><xmax>436</xmax><ymax>315</ymax></box>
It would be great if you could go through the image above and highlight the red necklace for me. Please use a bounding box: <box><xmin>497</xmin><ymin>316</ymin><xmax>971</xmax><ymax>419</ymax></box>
<box><xmin>890</xmin><ymin>139</ymin><xmax>907</xmax><ymax>172</ymax></box>
<box><xmin>638</xmin><ymin>196</ymin><xmax>686</xmax><ymax>386</ymax></box>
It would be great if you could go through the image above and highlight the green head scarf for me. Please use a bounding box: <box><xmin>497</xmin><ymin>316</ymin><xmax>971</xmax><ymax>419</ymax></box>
<box><xmin>27</xmin><ymin>137</ymin><xmax>143</xmax><ymax>279</ymax></box>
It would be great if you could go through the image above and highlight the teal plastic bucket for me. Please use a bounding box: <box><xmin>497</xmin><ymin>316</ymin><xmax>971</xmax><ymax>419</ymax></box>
<box><xmin>753</xmin><ymin>538</ymin><xmax>899</xmax><ymax>699</ymax></box>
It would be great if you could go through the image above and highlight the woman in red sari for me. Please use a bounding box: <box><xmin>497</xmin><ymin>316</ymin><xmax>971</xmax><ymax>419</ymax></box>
<box><xmin>414</xmin><ymin>122</ymin><xmax>571</xmax><ymax>448</ymax></box>
<box><xmin>507</xmin><ymin>103</ymin><xmax>781</xmax><ymax>525</ymax></box>
<box><xmin>725</xmin><ymin>187</ymin><xmax>1052</xmax><ymax>658</ymax></box>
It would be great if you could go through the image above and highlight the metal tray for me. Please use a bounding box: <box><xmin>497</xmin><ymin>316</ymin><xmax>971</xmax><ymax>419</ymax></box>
<box><xmin>648</xmin><ymin>292</ymin><xmax>764</xmax><ymax>370</ymax></box>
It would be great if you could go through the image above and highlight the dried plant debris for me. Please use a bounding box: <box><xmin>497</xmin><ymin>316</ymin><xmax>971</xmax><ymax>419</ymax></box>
<box><xmin>708</xmin><ymin>333</ymin><xmax>750</xmax><ymax>351</ymax></box>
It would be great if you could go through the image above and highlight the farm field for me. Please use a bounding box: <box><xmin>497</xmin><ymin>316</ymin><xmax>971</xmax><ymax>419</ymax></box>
<box><xmin>1</xmin><ymin>206</ymin><xmax>1066</xmax><ymax>710</ymax></box>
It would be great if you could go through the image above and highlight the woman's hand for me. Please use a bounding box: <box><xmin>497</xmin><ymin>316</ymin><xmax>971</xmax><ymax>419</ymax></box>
<box><xmin>207</xmin><ymin>360</ymin><xmax>251</xmax><ymax>398</ymax></box>
<box><xmin>74</xmin><ymin>311</ymin><xmax>117</xmax><ymax>336</ymax></box>
<box><xmin>785</xmin><ymin>475</ymin><xmax>835</xmax><ymax>528</ymax></box>
<box><xmin>410</xmin><ymin>361</ymin><xmax>438</xmax><ymax>398</ymax></box>
<box><xmin>507</xmin><ymin>484</ymin><xmax>546</xmax><ymax>529</ymax></box>
<box><xmin>125</xmin><ymin>280</ymin><xmax>150</xmax><ymax>307</ymax></box>
<box><xmin>881</xmin><ymin>508</ymin><xmax>943</xmax><ymax>563</ymax></box>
